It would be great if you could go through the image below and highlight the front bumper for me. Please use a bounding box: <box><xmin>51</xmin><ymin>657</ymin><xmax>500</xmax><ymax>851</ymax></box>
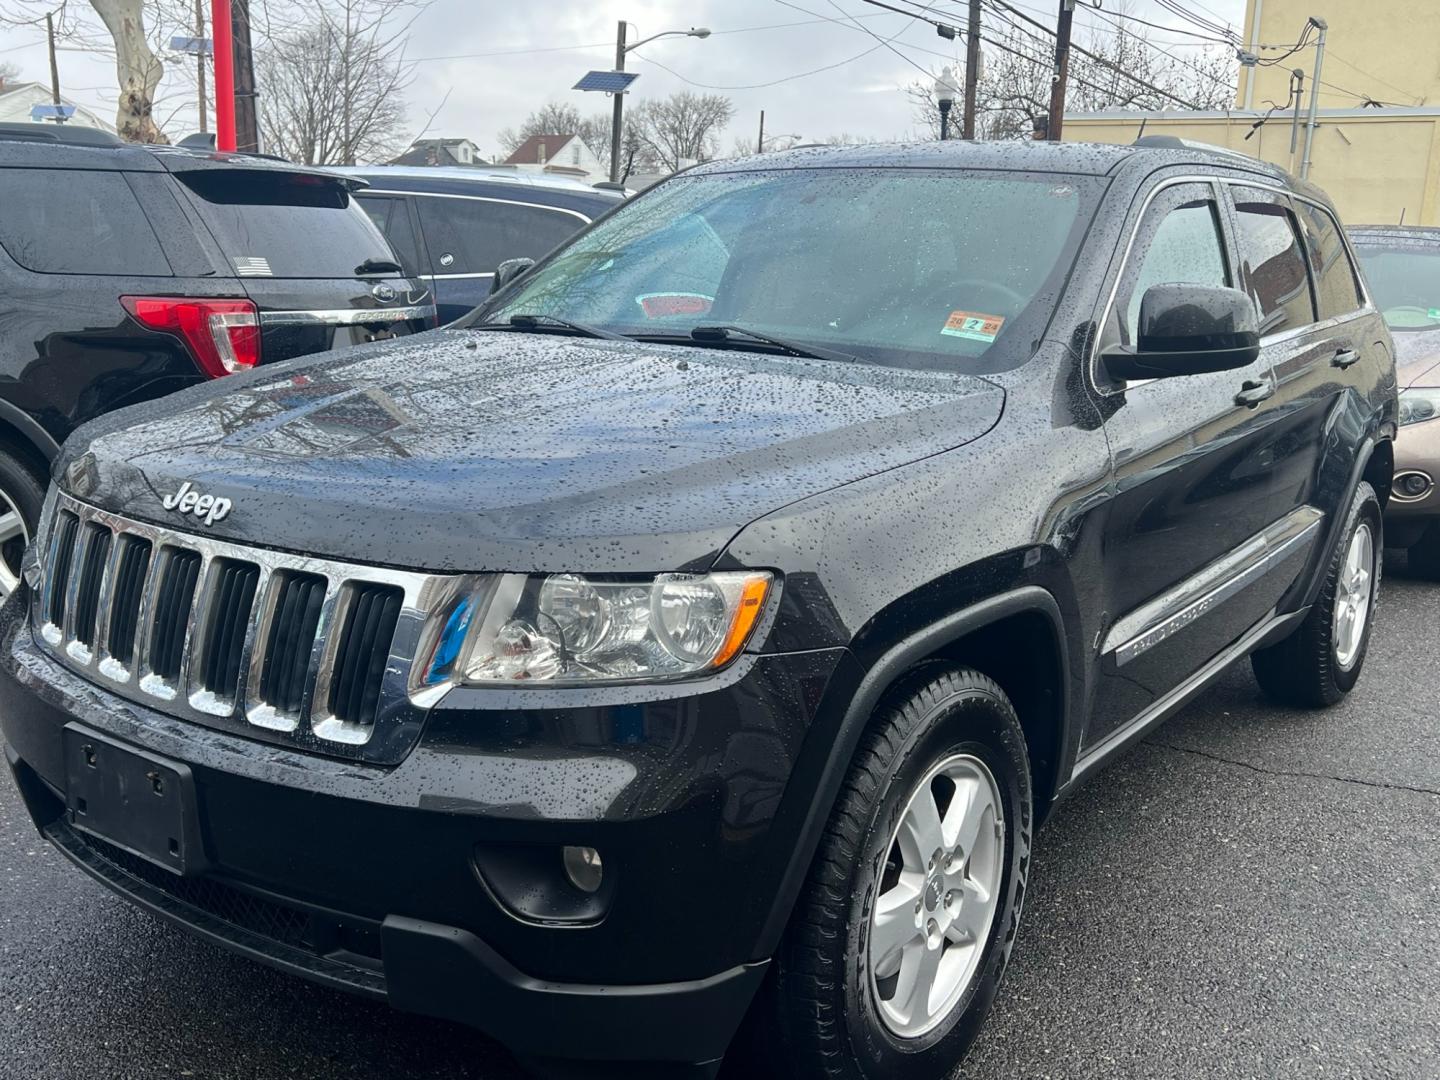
<box><xmin>0</xmin><ymin>587</ymin><xmax>847</xmax><ymax>1068</ymax></box>
<box><xmin>1387</xmin><ymin>417</ymin><xmax>1440</xmax><ymax>545</ymax></box>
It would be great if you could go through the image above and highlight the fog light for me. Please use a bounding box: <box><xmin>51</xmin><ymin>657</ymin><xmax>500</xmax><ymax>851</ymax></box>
<box><xmin>1397</xmin><ymin>472</ymin><xmax>1433</xmax><ymax>499</ymax></box>
<box><xmin>562</xmin><ymin>845</ymin><xmax>604</xmax><ymax>894</ymax></box>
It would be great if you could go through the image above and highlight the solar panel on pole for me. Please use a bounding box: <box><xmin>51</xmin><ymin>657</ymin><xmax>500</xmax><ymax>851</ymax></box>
<box><xmin>573</xmin><ymin>71</ymin><xmax>640</xmax><ymax>94</ymax></box>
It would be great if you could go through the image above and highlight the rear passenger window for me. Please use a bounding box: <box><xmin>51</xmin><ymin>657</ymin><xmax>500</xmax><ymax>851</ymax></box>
<box><xmin>0</xmin><ymin>168</ymin><xmax>171</xmax><ymax>276</ymax></box>
<box><xmin>1233</xmin><ymin>197</ymin><xmax>1316</xmax><ymax>335</ymax></box>
<box><xmin>1297</xmin><ymin>202</ymin><xmax>1365</xmax><ymax>320</ymax></box>
<box><xmin>416</xmin><ymin>197</ymin><xmax>584</xmax><ymax>275</ymax></box>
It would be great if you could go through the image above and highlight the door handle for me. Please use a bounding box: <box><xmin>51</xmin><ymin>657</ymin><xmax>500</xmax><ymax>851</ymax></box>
<box><xmin>1234</xmin><ymin>377</ymin><xmax>1275</xmax><ymax>408</ymax></box>
<box><xmin>1332</xmin><ymin>348</ymin><xmax>1361</xmax><ymax>369</ymax></box>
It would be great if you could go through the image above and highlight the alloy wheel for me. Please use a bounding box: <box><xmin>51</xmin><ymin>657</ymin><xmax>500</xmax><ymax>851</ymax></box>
<box><xmin>869</xmin><ymin>752</ymin><xmax>1005</xmax><ymax>1039</ymax></box>
<box><xmin>1332</xmin><ymin>521</ymin><xmax>1374</xmax><ymax>671</ymax></box>
<box><xmin>0</xmin><ymin>485</ymin><xmax>28</xmax><ymax>599</ymax></box>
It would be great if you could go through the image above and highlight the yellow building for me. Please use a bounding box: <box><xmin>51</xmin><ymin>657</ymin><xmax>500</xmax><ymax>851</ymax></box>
<box><xmin>1234</xmin><ymin>0</ymin><xmax>1437</xmax><ymax>112</ymax></box>
<box><xmin>1064</xmin><ymin>0</ymin><xmax>1440</xmax><ymax>225</ymax></box>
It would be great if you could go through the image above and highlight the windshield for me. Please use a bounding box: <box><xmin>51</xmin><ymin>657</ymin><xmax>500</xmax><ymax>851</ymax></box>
<box><xmin>480</xmin><ymin>167</ymin><xmax>1102</xmax><ymax>373</ymax></box>
<box><xmin>1353</xmin><ymin>241</ymin><xmax>1440</xmax><ymax>330</ymax></box>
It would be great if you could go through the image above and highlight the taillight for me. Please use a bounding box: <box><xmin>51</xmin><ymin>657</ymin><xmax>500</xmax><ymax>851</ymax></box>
<box><xmin>120</xmin><ymin>297</ymin><xmax>261</xmax><ymax>378</ymax></box>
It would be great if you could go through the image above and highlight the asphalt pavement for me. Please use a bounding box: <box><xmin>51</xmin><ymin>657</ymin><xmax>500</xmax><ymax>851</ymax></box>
<box><xmin>1</xmin><ymin>559</ymin><xmax>1436</xmax><ymax>1080</ymax></box>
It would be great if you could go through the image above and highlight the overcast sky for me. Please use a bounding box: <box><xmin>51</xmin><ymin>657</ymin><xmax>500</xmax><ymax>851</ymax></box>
<box><xmin>0</xmin><ymin>0</ymin><xmax>1249</xmax><ymax>159</ymax></box>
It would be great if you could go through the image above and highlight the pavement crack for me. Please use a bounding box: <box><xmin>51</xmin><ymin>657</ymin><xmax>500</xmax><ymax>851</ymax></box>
<box><xmin>1144</xmin><ymin>740</ymin><xmax>1440</xmax><ymax>798</ymax></box>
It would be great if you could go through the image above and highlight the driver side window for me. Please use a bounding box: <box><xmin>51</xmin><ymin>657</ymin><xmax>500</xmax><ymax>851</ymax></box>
<box><xmin>1112</xmin><ymin>185</ymin><xmax>1231</xmax><ymax>348</ymax></box>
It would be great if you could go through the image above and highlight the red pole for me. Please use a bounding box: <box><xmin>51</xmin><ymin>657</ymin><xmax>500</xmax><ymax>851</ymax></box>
<box><xmin>211</xmin><ymin>0</ymin><xmax>236</xmax><ymax>151</ymax></box>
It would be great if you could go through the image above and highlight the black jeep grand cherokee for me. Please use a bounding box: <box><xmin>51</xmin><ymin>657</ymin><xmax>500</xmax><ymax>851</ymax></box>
<box><xmin>0</xmin><ymin>141</ymin><xmax>1396</xmax><ymax>1079</ymax></box>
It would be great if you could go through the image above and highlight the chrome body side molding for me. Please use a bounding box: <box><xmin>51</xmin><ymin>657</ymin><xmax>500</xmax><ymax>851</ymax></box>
<box><xmin>1102</xmin><ymin>505</ymin><xmax>1324</xmax><ymax>667</ymax></box>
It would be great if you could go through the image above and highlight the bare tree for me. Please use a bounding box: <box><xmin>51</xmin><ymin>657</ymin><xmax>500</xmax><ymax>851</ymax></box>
<box><xmin>632</xmin><ymin>91</ymin><xmax>735</xmax><ymax>171</ymax></box>
<box><xmin>257</xmin><ymin>0</ymin><xmax>416</xmax><ymax>165</ymax></box>
<box><xmin>0</xmin><ymin>0</ymin><xmax>175</xmax><ymax>140</ymax></box>
<box><xmin>0</xmin><ymin>59</ymin><xmax>19</xmax><ymax>85</ymax></box>
<box><xmin>907</xmin><ymin>11</ymin><xmax>1236</xmax><ymax>140</ymax></box>
<box><xmin>88</xmin><ymin>0</ymin><xmax>168</xmax><ymax>142</ymax></box>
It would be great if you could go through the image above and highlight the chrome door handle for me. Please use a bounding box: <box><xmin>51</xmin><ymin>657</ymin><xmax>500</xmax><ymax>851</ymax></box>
<box><xmin>1332</xmin><ymin>349</ymin><xmax>1361</xmax><ymax>369</ymax></box>
<box><xmin>1234</xmin><ymin>378</ymin><xmax>1275</xmax><ymax>408</ymax></box>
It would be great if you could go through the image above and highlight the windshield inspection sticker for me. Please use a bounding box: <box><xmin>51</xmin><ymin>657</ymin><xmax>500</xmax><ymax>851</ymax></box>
<box><xmin>637</xmin><ymin>292</ymin><xmax>714</xmax><ymax>319</ymax></box>
<box><xmin>942</xmin><ymin>310</ymin><xmax>1005</xmax><ymax>343</ymax></box>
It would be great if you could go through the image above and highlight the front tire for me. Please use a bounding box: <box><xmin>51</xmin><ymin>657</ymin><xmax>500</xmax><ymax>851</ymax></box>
<box><xmin>0</xmin><ymin>450</ymin><xmax>45</xmax><ymax>601</ymax></box>
<box><xmin>751</xmin><ymin>668</ymin><xmax>1032</xmax><ymax>1080</ymax></box>
<box><xmin>1252</xmin><ymin>481</ymin><xmax>1382</xmax><ymax>707</ymax></box>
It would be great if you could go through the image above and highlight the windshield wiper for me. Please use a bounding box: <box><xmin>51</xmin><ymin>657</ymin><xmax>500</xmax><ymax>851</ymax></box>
<box><xmin>686</xmin><ymin>324</ymin><xmax>858</xmax><ymax>365</ymax></box>
<box><xmin>355</xmin><ymin>257</ymin><xmax>403</xmax><ymax>275</ymax></box>
<box><xmin>473</xmin><ymin>314</ymin><xmax>633</xmax><ymax>342</ymax></box>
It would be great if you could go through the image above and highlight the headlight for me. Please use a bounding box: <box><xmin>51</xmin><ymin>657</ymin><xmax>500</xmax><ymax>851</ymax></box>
<box><xmin>1399</xmin><ymin>387</ymin><xmax>1440</xmax><ymax>427</ymax></box>
<box><xmin>427</xmin><ymin>571</ymin><xmax>773</xmax><ymax>686</ymax></box>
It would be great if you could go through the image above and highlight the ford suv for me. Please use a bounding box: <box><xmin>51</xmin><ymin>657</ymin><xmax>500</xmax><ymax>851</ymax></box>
<box><xmin>0</xmin><ymin>141</ymin><xmax>1396</xmax><ymax>1079</ymax></box>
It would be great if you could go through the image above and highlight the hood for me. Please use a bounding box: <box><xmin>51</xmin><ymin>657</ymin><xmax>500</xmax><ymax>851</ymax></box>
<box><xmin>59</xmin><ymin>330</ymin><xmax>1005</xmax><ymax>573</ymax></box>
<box><xmin>1394</xmin><ymin>327</ymin><xmax>1440</xmax><ymax>388</ymax></box>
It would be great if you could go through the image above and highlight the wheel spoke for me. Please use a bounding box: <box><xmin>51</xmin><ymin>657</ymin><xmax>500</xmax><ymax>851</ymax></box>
<box><xmin>951</xmin><ymin>787</ymin><xmax>991</xmax><ymax>864</ymax></box>
<box><xmin>0</xmin><ymin>511</ymin><xmax>23</xmax><ymax>545</ymax></box>
<box><xmin>898</xmin><ymin>789</ymin><xmax>945</xmax><ymax>869</ymax></box>
<box><xmin>895</xmin><ymin>939</ymin><xmax>944</xmax><ymax>1025</ymax></box>
<box><xmin>871</xmin><ymin>875</ymin><xmax>923</xmax><ymax>974</ymax></box>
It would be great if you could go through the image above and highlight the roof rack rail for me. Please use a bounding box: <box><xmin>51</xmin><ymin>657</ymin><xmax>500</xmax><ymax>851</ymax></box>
<box><xmin>0</xmin><ymin>122</ymin><xmax>122</xmax><ymax>147</ymax></box>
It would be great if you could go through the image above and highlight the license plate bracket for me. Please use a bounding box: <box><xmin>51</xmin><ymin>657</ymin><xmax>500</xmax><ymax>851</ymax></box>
<box><xmin>62</xmin><ymin>724</ymin><xmax>207</xmax><ymax>877</ymax></box>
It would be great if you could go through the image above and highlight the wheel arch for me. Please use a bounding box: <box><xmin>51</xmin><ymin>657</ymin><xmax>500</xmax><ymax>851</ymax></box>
<box><xmin>755</xmin><ymin>584</ymin><xmax>1072</xmax><ymax>957</ymax></box>
<box><xmin>0</xmin><ymin>400</ymin><xmax>60</xmax><ymax>475</ymax></box>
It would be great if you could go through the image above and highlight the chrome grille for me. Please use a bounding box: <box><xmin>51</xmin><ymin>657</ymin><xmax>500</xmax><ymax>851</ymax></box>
<box><xmin>34</xmin><ymin>491</ymin><xmax>463</xmax><ymax>762</ymax></box>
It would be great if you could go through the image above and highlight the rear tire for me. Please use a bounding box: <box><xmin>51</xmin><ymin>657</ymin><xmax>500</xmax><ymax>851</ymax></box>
<box><xmin>1252</xmin><ymin>481</ymin><xmax>1382</xmax><ymax>708</ymax></box>
<box><xmin>0</xmin><ymin>449</ymin><xmax>45</xmax><ymax>600</ymax></box>
<box><xmin>743</xmin><ymin>668</ymin><xmax>1032</xmax><ymax>1080</ymax></box>
<box><xmin>1407</xmin><ymin>523</ymin><xmax>1440</xmax><ymax>581</ymax></box>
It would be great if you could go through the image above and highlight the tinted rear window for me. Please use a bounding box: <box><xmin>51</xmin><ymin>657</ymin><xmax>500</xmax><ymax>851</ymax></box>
<box><xmin>415</xmin><ymin>196</ymin><xmax>585</xmax><ymax>275</ymax></box>
<box><xmin>177</xmin><ymin>170</ymin><xmax>396</xmax><ymax>278</ymax></box>
<box><xmin>0</xmin><ymin>167</ymin><xmax>171</xmax><ymax>276</ymax></box>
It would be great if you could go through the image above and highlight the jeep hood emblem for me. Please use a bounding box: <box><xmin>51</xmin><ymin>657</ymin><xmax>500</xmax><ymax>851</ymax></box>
<box><xmin>161</xmin><ymin>481</ymin><xmax>232</xmax><ymax>526</ymax></box>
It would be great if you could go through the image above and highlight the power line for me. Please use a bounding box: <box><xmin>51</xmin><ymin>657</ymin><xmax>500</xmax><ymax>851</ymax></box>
<box><xmin>630</xmin><ymin>1</ymin><xmax>928</xmax><ymax>90</ymax></box>
<box><xmin>408</xmin><ymin>10</ymin><xmax>899</xmax><ymax>63</ymax></box>
<box><xmin>1076</xmin><ymin>2</ymin><xmax>1235</xmax><ymax>95</ymax></box>
<box><xmin>1324</xmin><ymin>49</ymin><xmax>1423</xmax><ymax>105</ymax></box>
<box><xmin>981</xmin><ymin>0</ymin><xmax>1203</xmax><ymax>109</ymax></box>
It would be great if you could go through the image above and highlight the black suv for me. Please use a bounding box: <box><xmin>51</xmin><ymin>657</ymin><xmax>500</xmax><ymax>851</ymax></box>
<box><xmin>0</xmin><ymin>141</ymin><xmax>1396</xmax><ymax>1079</ymax></box>
<box><xmin>0</xmin><ymin>123</ymin><xmax>434</xmax><ymax>600</ymax></box>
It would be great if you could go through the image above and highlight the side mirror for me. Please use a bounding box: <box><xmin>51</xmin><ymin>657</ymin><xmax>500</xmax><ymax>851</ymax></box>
<box><xmin>490</xmin><ymin>257</ymin><xmax>535</xmax><ymax>295</ymax></box>
<box><xmin>1103</xmin><ymin>283</ymin><xmax>1260</xmax><ymax>381</ymax></box>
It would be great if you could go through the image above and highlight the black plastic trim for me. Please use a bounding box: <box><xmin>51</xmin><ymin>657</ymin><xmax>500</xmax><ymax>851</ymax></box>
<box><xmin>754</xmin><ymin>584</ymin><xmax>1068</xmax><ymax>955</ymax></box>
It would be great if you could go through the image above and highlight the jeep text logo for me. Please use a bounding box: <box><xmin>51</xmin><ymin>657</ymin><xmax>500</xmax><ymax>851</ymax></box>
<box><xmin>161</xmin><ymin>481</ymin><xmax>232</xmax><ymax>526</ymax></box>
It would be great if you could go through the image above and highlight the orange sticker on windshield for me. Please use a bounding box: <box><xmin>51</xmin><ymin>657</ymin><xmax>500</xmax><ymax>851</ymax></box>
<box><xmin>942</xmin><ymin>311</ymin><xmax>1005</xmax><ymax>343</ymax></box>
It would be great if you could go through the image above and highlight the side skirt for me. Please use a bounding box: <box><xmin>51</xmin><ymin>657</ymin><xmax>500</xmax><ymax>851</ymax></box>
<box><xmin>1060</xmin><ymin>605</ymin><xmax>1306</xmax><ymax>792</ymax></box>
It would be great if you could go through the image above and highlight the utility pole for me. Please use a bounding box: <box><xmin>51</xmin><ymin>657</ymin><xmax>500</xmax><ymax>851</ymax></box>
<box><xmin>193</xmin><ymin>0</ymin><xmax>208</xmax><ymax>133</ymax></box>
<box><xmin>1287</xmin><ymin>68</ymin><xmax>1305</xmax><ymax>160</ymax></box>
<box><xmin>962</xmin><ymin>0</ymin><xmax>981</xmax><ymax>139</ymax></box>
<box><xmin>758</xmin><ymin>109</ymin><xmax>765</xmax><ymax>152</ymax></box>
<box><xmin>1299</xmin><ymin>16</ymin><xmax>1327</xmax><ymax>180</ymax></box>
<box><xmin>609</xmin><ymin>20</ymin><xmax>627</xmax><ymax>184</ymax></box>
<box><xmin>231</xmin><ymin>0</ymin><xmax>258</xmax><ymax>152</ymax></box>
<box><xmin>45</xmin><ymin>11</ymin><xmax>63</xmax><ymax>120</ymax></box>
<box><xmin>1047</xmin><ymin>0</ymin><xmax>1075</xmax><ymax>141</ymax></box>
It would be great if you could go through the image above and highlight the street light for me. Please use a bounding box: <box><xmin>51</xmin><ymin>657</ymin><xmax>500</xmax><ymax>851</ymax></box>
<box><xmin>934</xmin><ymin>66</ymin><xmax>959</xmax><ymax>141</ymax></box>
<box><xmin>609</xmin><ymin>23</ymin><xmax>711</xmax><ymax>183</ymax></box>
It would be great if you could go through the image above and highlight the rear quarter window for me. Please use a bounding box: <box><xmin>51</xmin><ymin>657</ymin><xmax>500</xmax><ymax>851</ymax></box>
<box><xmin>0</xmin><ymin>167</ymin><xmax>172</xmax><ymax>276</ymax></box>
<box><xmin>1297</xmin><ymin>202</ymin><xmax>1365</xmax><ymax>320</ymax></box>
<box><xmin>175</xmin><ymin>169</ymin><xmax>397</xmax><ymax>279</ymax></box>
